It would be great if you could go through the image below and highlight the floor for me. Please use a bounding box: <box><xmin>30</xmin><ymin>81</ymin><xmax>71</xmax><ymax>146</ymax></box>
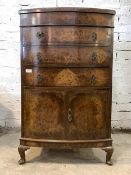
<box><xmin>0</xmin><ymin>129</ymin><xmax>131</xmax><ymax>175</ymax></box>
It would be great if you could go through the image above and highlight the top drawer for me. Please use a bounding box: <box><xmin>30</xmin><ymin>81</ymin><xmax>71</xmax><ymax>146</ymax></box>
<box><xmin>20</xmin><ymin>12</ymin><xmax>114</xmax><ymax>27</ymax></box>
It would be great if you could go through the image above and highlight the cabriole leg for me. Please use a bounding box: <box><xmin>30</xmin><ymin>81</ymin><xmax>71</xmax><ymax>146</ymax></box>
<box><xmin>102</xmin><ymin>147</ymin><xmax>114</xmax><ymax>165</ymax></box>
<box><xmin>18</xmin><ymin>145</ymin><xmax>30</xmax><ymax>165</ymax></box>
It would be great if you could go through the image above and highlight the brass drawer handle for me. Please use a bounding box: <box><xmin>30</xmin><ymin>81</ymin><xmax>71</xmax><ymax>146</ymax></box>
<box><xmin>90</xmin><ymin>75</ymin><xmax>96</xmax><ymax>85</ymax></box>
<box><xmin>67</xmin><ymin>108</ymin><xmax>73</xmax><ymax>122</ymax></box>
<box><xmin>37</xmin><ymin>74</ymin><xmax>43</xmax><ymax>83</ymax></box>
<box><xmin>91</xmin><ymin>52</ymin><xmax>97</xmax><ymax>63</ymax></box>
<box><xmin>92</xmin><ymin>32</ymin><xmax>97</xmax><ymax>42</ymax></box>
<box><xmin>36</xmin><ymin>32</ymin><xmax>45</xmax><ymax>39</ymax></box>
<box><xmin>36</xmin><ymin>52</ymin><xmax>42</xmax><ymax>64</ymax></box>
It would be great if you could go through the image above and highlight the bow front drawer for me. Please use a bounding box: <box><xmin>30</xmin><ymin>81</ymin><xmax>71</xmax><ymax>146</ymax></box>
<box><xmin>24</xmin><ymin>68</ymin><xmax>111</xmax><ymax>87</ymax></box>
<box><xmin>22</xmin><ymin>27</ymin><xmax>113</xmax><ymax>46</ymax></box>
<box><xmin>20</xmin><ymin>11</ymin><xmax>114</xmax><ymax>27</ymax></box>
<box><xmin>22</xmin><ymin>46</ymin><xmax>112</xmax><ymax>67</ymax></box>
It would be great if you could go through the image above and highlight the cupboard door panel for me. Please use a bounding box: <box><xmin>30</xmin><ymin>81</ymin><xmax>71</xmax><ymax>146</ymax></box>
<box><xmin>23</xmin><ymin>89</ymin><xmax>66</xmax><ymax>139</ymax></box>
<box><xmin>66</xmin><ymin>89</ymin><xmax>110</xmax><ymax>140</ymax></box>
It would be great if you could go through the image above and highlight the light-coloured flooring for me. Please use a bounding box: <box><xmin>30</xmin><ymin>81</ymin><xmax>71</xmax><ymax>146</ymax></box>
<box><xmin>0</xmin><ymin>129</ymin><xmax>131</xmax><ymax>175</ymax></box>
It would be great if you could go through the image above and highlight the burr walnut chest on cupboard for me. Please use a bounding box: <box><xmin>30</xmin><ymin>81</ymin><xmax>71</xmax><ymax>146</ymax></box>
<box><xmin>18</xmin><ymin>8</ymin><xmax>116</xmax><ymax>165</ymax></box>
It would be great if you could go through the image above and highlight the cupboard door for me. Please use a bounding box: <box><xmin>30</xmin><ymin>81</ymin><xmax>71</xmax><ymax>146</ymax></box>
<box><xmin>66</xmin><ymin>89</ymin><xmax>110</xmax><ymax>140</ymax></box>
<box><xmin>23</xmin><ymin>88</ymin><xmax>66</xmax><ymax>139</ymax></box>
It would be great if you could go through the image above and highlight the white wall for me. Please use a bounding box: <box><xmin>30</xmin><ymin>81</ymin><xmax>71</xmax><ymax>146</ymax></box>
<box><xmin>0</xmin><ymin>0</ymin><xmax>131</xmax><ymax>129</ymax></box>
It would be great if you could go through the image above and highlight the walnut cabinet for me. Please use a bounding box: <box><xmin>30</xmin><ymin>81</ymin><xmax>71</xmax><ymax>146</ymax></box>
<box><xmin>18</xmin><ymin>8</ymin><xmax>115</xmax><ymax>165</ymax></box>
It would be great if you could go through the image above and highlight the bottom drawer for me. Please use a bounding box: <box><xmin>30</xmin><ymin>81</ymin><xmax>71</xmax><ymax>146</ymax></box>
<box><xmin>23</xmin><ymin>87</ymin><xmax>111</xmax><ymax>140</ymax></box>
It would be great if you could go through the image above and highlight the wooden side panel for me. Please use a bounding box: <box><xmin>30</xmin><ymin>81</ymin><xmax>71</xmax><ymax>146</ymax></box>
<box><xmin>22</xmin><ymin>46</ymin><xmax>112</xmax><ymax>66</ymax></box>
<box><xmin>66</xmin><ymin>89</ymin><xmax>110</xmax><ymax>139</ymax></box>
<box><xmin>24</xmin><ymin>68</ymin><xmax>111</xmax><ymax>87</ymax></box>
<box><xmin>20</xmin><ymin>12</ymin><xmax>114</xmax><ymax>27</ymax></box>
<box><xmin>22</xmin><ymin>27</ymin><xmax>113</xmax><ymax>46</ymax></box>
<box><xmin>23</xmin><ymin>89</ymin><xmax>66</xmax><ymax>139</ymax></box>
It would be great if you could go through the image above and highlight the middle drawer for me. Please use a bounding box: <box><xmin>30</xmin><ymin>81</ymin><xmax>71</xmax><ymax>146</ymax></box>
<box><xmin>22</xmin><ymin>46</ymin><xmax>112</xmax><ymax>67</ymax></box>
<box><xmin>23</xmin><ymin>67</ymin><xmax>111</xmax><ymax>87</ymax></box>
<box><xmin>22</xmin><ymin>26</ymin><xmax>113</xmax><ymax>46</ymax></box>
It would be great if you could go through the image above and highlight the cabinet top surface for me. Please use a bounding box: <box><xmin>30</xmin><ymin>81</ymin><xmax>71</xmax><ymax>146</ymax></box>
<box><xmin>19</xmin><ymin>7</ymin><xmax>116</xmax><ymax>15</ymax></box>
